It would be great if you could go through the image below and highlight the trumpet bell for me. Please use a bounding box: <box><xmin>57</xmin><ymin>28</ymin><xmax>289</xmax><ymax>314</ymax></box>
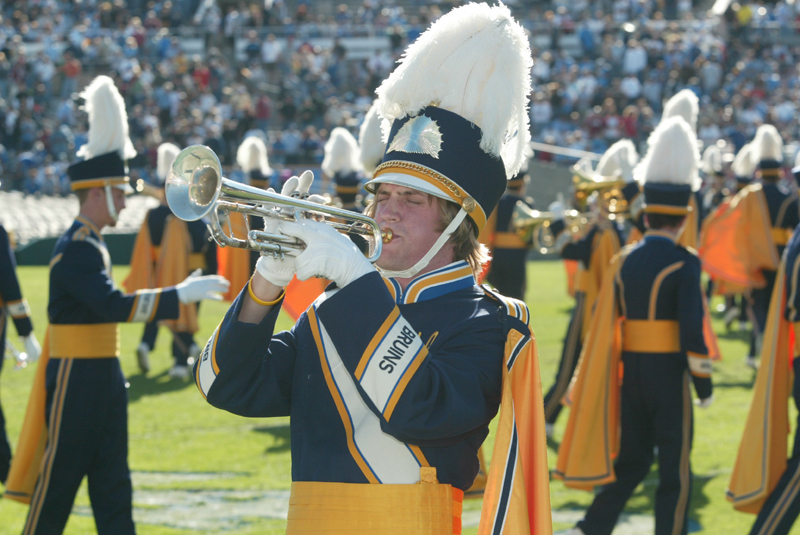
<box><xmin>165</xmin><ymin>145</ymin><xmax>223</xmax><ymax>221</ymax></box>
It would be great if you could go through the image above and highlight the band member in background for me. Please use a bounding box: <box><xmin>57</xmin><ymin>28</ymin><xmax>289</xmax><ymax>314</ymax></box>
<box><xmin>0</xmin><ymin>218</ymin><xmax>41</xmax><ymax>484</ymax></box>
<box><xmin>541</xmin><ymin>141</ymin><xmax>629</xmax><ymax>435</ymax></box>
<box><xmin>358</xmin><ymin>100</ymin><xmax>386</xmax><ymax>180</ymax></box>
<box><xmin>323</xmin><ymin>126</ymin><xmax>365</xmax><ymax>212</ymax></box>
<box><xmin>557</xmin><ymin>116</ymin><xmax>713</xmax><ymax>535</ymax></box>
<box><xmin>126</xmin><ymin>142</ymin><xmax>219</xmax><ymax>378</ymax></box>
<box><xmin>485</xmin><ymin>152</ymin><xmax>535</xmax><ymax>301</ymax></box>
<box><xmin>3</xmin><ymin>75</ymin><xmax>229</xmax><ymax>534</ymax></box>
<box><xmin>192</xmin><ymin>5</ymin><xmax>551</xmax><ymax>533</ymax></box>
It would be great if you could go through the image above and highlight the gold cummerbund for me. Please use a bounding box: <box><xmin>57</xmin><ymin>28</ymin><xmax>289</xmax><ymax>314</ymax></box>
<box><xmin>49</xmin><ymin>323</ymin><xmax>120</xmax><ymax>358</ymax></box>
<box><xmin>772</xmin><ymin>227</ymin><xmax>793</xmax><ymax>246</ymax></box>
<box><xmin>188</xmin><ymin>253</ymin><xmax>206</xmax><ymax>271</ymax></box>
<box><xmin>286</xmin><ymin>481</ymin><xmax>462</xmax><ymax>535</ymax></box>
<box><xmin>493</xmin><ymin>232</ymin><xmax>527</xmax><ymax>249</ymax></box>
<box><xmin>622</xmin><ymin>320</ymin><xmax>681</xmax><ymax>353</ymax></box>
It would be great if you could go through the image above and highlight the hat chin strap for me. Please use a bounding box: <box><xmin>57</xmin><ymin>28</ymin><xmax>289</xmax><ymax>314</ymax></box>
<box><xmin>104</xmin><ymin>185</ymin><xmax>119</xmax><ymax>223</ymax></box>
<box><xmin>378</xmin><ymin>208</ymin><xmax>468</xmax><ymax>280</ymax></box>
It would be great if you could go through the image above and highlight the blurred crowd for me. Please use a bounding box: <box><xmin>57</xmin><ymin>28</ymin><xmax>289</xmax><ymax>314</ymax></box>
<box><xmin>1</xmin><ymin>0</ymin><xmax>800</xmax><ymax>195</ymax></box>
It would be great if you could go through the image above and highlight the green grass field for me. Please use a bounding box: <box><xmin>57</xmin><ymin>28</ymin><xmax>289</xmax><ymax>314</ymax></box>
<box><xmin>0</xmin><ymin>261</ymin><xmax>795</xmax><ymax>534</ymax></box>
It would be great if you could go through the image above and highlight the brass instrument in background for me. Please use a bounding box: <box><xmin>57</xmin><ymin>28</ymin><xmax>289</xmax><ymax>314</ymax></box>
<box><xmin>571</xmin><ymin>163</ymin><xmax>628</xmax><ymax>218</ymax></box>
<box><xmin>165</xmin><ymin>145</ymin><xmax>390</xmax><ymax>262</ymax></box>
<box><xmin>510</xmin><ymin>202</ymin><xmax>589</xmax><ymax>254</ymax></box>
<box><xmin>133</xmin><ymin>178</ymin><xmax>165</xmax><ymax>203</ymax></box>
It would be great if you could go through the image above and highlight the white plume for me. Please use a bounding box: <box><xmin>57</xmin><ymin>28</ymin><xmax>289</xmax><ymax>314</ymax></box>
<box><xmin>156</xmin><ymin>143</ymin><xmax>181</xmax><ymax>182</ymax></box>
<box><xmin>376</xmin><ymin>2</ymin><xmax>532</xmax><ymax>178</ymax></box>
<box><xmin>237</xmin><ymin>136</ymin><xmax>271</xmax><ymax>175</ymax></box>
<box><xmin>76</xmin><ymin>75</ymin><xmax>136</xmax><ymax>161</ymax></box>
<box><xmin>574</xmin><ymin>158</ymin><xmax>595</xmax><ymax>175</ymax></box>
<box><xmin>662</xmin><ymin>89</ymin><xmax>699</xmax><ymax>132</ymax></box>
<box><xmin>753</xmin><ymin>124</ymin><xmax>784</xmax><ymax>163</ymax></box>
<box><xmin>596</xmin><ymin>139</ymin><xmax>639</xmax><ymax>182</ymax></box>
<box><xmin>731</xmin><ymin>143</ymin><xmax>756</xmax><ymax>177</ymax></box>
<box><xmin>322</xmin><ymin>127</ymin><xmax>362</xmax><ymax>177</ymax></box>
<box><xmin>634</xmin><ymin>116</ymin><xmax>700</xmax><ymax>191</ymax></box>
<box><xmin>358</xmin><ymin>101</ymin><xmax>386</xmax><ymax>175</ymax></box>
<box><xmin>702</xmin><ymin>145</ymin><xmax>723</xmax><ymax>175</ymax></box>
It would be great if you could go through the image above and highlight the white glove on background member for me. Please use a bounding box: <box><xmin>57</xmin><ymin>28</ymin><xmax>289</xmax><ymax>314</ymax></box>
<box><xmin>694</xmin><ymin>395</ymin><xmax>714</xmax><ymax>409</ymax></box>
<box><xmin>21</xmin><ymin>333</ymin><xmax>41</xmax><ymax>362</ymax></box>
<box><xmin>548</xmin><ymin>192</ymin><xmax>566</xmax><ymax>220</ymax></box>
<box><xmin>279</xmin><ymin>218</ymin><xmax>374</xmax><ymax>288</ymax></box>
<box><xmin>176</xmin><ymin>269</ymin><xmax>230</xmax><ymax>304</ymax></box>
<box><xmin>255</xmin><ymin>170</ymin><xmax>327</xmax><ymax>287</ymax></box>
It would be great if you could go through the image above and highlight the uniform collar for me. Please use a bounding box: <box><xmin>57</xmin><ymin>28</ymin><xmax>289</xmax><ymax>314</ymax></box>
<box><xmin>643</xmin><ymin>230</ymin><xmax>677</xmax><ymax>243</ymax></box>
<box><xmin>75</xmin><ymin>216</ymin><xmax>104</xmax><ymax>242</ymax></box>
<box><xmin>382</xmin><ymin>260</ymin><xmax>476</xmax><ymax>305</ymax></box>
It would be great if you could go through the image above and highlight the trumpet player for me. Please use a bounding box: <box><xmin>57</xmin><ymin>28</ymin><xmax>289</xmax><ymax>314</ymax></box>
<box><xmin>193</xmin><ymin>5</ymin><xmax>551</xmax><ymax>533</ymax></box>
<box><xmin>125</xmin><ymin>142</ymin><xmax>219</xmax><ymax>378</ymax></box>
<box><xmin>0</xmin><ymin>216</ymin><xmax>41</xmax><ymax>485</ymax></box>
<box><xmin>4</xmin><ymin>76</ymin><xmax>229</xmax><ymax>535</ymax></box>
<box><xmin>542</xmin><ymin>143</ymin><xmax>628</xmax><ymax>435</ymax></box>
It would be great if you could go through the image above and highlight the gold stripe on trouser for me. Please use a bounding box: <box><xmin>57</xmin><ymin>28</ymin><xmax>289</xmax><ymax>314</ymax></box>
<box><xmin>188</xmin><ymin>253</ymin><xmax>206</xmax><ymax>272</ymax></box>
<box><xmin>757</xmin><ymin>449</ymin><xmax>800</xmax><ymax>534</ymax></box>
<box><xmin>493</xmin><ymin>232</ymin><xmax>527</xmax><ymax>249</ymax></box>
<box><xmin>286</xmin><ymin>481</ymin><xmax>460</xmax><ymax>534</ymax></box>
<box><xmin>49</xmin><ymin>324</ymin><xmax>119</xmax><ymax>358</ymax></box>
<box><xmin>544</xmin><ymin>292</ymin><xmax>584</xmax><ymax>419</ymax></box>
<box><xmin>24</xmin><ymin>358</ymin><xmax>74</xmax><ymax>535</ymax></box>
<box><xmin>622</xmin><ymin>320</ymin><xmax>680</xmax><ymax>353</ymax></box>
<box><xmin>772</xmin><ymin>227</ymin><xmax>792</xmax><ymax>247</ymax></box>
<box><xmin>671</xmin><ymin>370</ymin><xmax>692</xmax><ymax>535</ymax></box>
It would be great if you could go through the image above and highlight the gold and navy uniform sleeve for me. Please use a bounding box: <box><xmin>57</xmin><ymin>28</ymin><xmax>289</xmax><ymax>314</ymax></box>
<box><xmin>0</xmin><ymin>225</ymin><xmax>33</xmax><ymax>337</ymax></box>
<box><xmin>49</xmin><ymin>239</ymin><xmax>179</xmax><ymax>324</ymax></box>
<box><xmin>198</xmin><ymin>272</ymin><xmax>505</xmax><ymax>445</ymax></box>
<box><xmin>677</xmin><ymin>255</ymin><xmax>712</xmax><ymax>400</ymax></box>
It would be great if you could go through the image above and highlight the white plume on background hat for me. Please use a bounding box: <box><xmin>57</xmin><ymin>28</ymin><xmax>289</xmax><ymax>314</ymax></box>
<box><xmin>322</xmin><ymin>127</ymin><xmax>362</xmax><ymax>177</ymax></box>
<box><xmin>157</xmin><ymin>143</ymin><xmax>181</xmax><ymax>182</ymax></box>
<box><xmin>358</xmin><ymin>101</ymin><xmax>386</xmax><ymax>175</ymax></box>
<box><xmin>237</xmin><ymin>136</ymin><xmax>272</xmax><ymax>175</ymax></box>
<box><xmin>662</xmin><ymin>89</ymin><xmax>699</xmax><ymax>133</ymax></box>
<box><xmin>634</xmin><ymin>116</ymin><xmax>701</xmax><ymax>191</ymax></box>
<box><xmin>702</xmin><ymin>145</ymin><xmax>723</xmax><ymax>175</ymax></box>
<box><xmin>732</xmin><ymin>143</ymin><xmax>756</xmax><ymax>177</ymax></box>
<box><xmin>752</xmin><ymin>124</ymin><xmax>784</xmax><ymax>163</ymax></box>
<box><xmin>375</xmin><ymin>2</ymin><xmax>532</xmax><ymax>178</ymax></box>
<box><xmin>76</xmin><ymin>75</ymin><xmax>136</xmax><ymax>161</ymax></box>
<box><xmin>596</xmin><ymin>139</ymin><xmax>639</xmax><ymax>182</ymax></box>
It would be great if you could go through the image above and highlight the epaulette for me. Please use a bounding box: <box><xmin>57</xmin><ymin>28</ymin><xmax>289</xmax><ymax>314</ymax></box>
<box><xmin>481</xmin><ymin>284</ymin><xmax>530</xmax><ymax>327</ymax></box>
<box><xmin>72</xmin><ymin>226</ymin><xmax>91</xmax><ymax>242</ymax></box>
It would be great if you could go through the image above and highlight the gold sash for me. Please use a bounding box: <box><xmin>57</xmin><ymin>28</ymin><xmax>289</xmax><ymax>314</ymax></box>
<box><xmin>493</xmin><ymin>232</ymin><xmax>526</xmax><ymax>249</ymax></box>
<box><xmin>49</xmin><ymin>323</ymin><xmax>120</xmax><ymax>358</ymax></box>
<box><xmin>286</xmin><ymin>475</ymin><xmax>462</xmax><ymax>534</ymax></box>
<box><xmin>772</xmin><ymin>227</ymin><xmax>793</xmax><ymax>247</ymax></box>
<box><xmin>622</xmin><ymin>320</ymin><xmax>681</xmax><ymax>353</ymax></box>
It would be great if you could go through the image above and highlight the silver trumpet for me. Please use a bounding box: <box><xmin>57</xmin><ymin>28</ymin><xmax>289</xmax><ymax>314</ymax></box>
<box><xmin>165</xmin><ymin>145</ymin><xmax>391</xmax><ymax>262</ymax></box>
<box><xmin>4</xmin><ymin>340</ymin><xmax>28</xmax><ymax>369</ymax></box>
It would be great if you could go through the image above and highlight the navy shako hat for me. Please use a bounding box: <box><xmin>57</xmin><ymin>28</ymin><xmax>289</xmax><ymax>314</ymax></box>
<box><xmin>367</xmin><ymin>3</ymin><xmax>533</xmax><ymax>237</ymax></box>
<box><xmin>368</xmin><ymin>106</ymin><xmax>506</xmax><ymax>234</ymax></box>
<box><xmin>334</xmin><ymin>170</ymin><xmax>362</xmax><ymax>203</ymax></box>
<box><xmin>68</xmin><ymin>151</ymin><xmax>130</xmax><ymax>191</ymax></box>
<box><xmin>634</xmin><ymin>116</ymin><xmax>700</xmax><ymax>216</ymax></box>
<box><xmin>621</xmin><ymin>181</ymin><xmax>642</xmax><ymax>205</ymax></box>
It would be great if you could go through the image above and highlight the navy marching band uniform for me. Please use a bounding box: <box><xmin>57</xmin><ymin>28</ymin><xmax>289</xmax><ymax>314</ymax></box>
<box><xmin>333</xmin><ymin>170</ymin><xmax>364</xmax><ymax>213</ymax></box>
<box><xmin>485</xmin><ymin>179</ymin><xmax>534</xmax><ymax>301</ymax></box>
<box><xmin>0</xmin><ymin>224</ymin><xmax>34</xmax><ymax>483</ymax></box>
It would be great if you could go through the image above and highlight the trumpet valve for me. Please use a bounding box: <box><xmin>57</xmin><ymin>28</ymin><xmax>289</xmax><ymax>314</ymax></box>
<box><xmin>382</xmin><ymin>228</ymin><xmax>393</xmax><ymax>244</ymax></box>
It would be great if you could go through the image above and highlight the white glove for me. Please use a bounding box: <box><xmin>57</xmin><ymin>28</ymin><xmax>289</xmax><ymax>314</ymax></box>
<box><xmin>176</xmin><ymin>269</ymin><xmax>230</xmax><ymax>304</ymax></box>
<box><xmin>279</xmin><ymin>218</ymin><xmax>374</xmax><ymax>288</ymax></box>
<box><xmin>21</xmin><ymin>333</ymin><xmax>41</xmax><ymax>362</ymax></box>
<box><xmin>549</xmin><ymin>192</ymin><xmax>566</xmax><ymax>219</ymax></box>
<box><xmin>256</xmin><ymin>170</ymin><xmax>327</xmax><ymax>287</ymax></box>
<box><xmin>694</xmin><ymin>395</ymin><xmax>714</xmax><ymax>409</ymax></box>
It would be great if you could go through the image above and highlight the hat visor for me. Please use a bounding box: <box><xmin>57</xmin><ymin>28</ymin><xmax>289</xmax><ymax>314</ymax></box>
<box><xmin>365</xmin><ymin>173</ymin><xmax>452</xmax><ymax>203</ymax></box>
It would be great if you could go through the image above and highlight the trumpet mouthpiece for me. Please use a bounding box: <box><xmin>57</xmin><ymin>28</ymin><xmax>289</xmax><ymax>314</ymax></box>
<box><xmin>382</xmin><ymin>228</ymin><xmax>393</xmax><ymax>243</ymax></box>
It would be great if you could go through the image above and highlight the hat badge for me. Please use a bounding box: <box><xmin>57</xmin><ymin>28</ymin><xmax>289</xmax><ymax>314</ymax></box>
<box><xmin>388</xmin><ymin>115</ymin><xmax>443</xmax><ymax>159</ymax></box>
